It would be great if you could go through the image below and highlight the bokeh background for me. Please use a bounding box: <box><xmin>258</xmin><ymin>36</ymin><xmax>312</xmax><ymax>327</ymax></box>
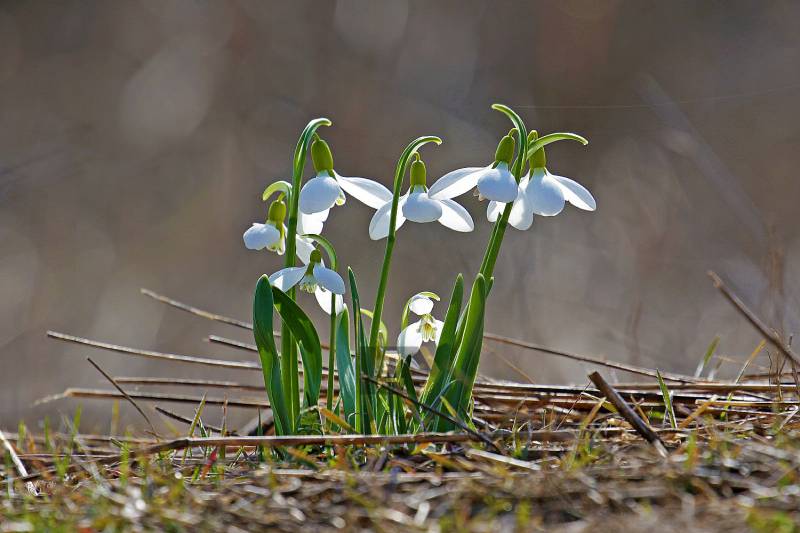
<box><xmin>2</xmin><ymin>0</ymin><xmax>799</xmax><ymax>430</ymax></box>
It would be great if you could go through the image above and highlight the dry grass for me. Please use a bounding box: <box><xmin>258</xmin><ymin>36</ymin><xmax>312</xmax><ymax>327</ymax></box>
<box><xmin>3</xmin><ymin>274</ymin><xmax>800</xmax><ymax>532</ymax></box>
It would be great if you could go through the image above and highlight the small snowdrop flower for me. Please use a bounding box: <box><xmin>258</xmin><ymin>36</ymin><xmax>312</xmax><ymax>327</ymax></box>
<box><xmin>242</xmin><ymin>199</ymin><xmax>321</xmax><ymax>263</ymax></box>
<box><xmin>486</xmin><ymin>144</ymin><xmax>596</xmax><ymax>227</ymax></box>
<box><xmin>397</xmin><ymin>293</ymin><xmax>444</xmax><ymax>357</ymax></box>
<box><xmin>427</xmin><ymin>131</ymin><xmax>519</xmax><ymax>203</ymax></box>
<box><xmin>299</xmin><ymin>137</ymin><xmax>392</xmax><ymax>215</ymax></box>
<box><xmin>369</xmin><ymin>155</ymin><xmax>474</xmax><ymax>240</ymax></box>
<box><xmin>269</xmin><ymin>249</ymin><xmax>345</xmax><ymax>313</ymax></box>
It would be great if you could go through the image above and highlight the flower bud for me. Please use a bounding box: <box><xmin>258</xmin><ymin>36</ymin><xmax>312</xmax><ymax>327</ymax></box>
<box><xmin>494</xmin><ymin>134</ymin><xmax>516</xmax><ymax>165</ymax></box>
<box><xmin>311</xmin><ymin>139</ymin><xmax>334</xmax><ymax>173</ymax></box>
<box><xmin>410</xmin><ymin>155</ymin><xmax>427</xmax><ymax>188</ymax></box>
<box><xmin>267</xmin><ymin>199</ymin><xmax>287</xmax><ymax>224</ymax></box>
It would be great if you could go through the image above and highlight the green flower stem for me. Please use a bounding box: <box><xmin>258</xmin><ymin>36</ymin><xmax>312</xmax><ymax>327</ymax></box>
<box><xmin>368</xmin><ymin>136</ymin><xmax>442</xmax><ymax>372</ymax></box>
<box><xmin>478</xmin><ymin>105</ymin><xmax>527</xmax><ymax>282</ymax></box>
<box><xmin>282</xmin><ymin>118</ymin><xmax>331</xmax><ymax>426</ymax></box>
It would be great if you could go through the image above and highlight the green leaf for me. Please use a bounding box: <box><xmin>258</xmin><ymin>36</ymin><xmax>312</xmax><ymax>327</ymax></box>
<box><xmin>252</xmin><ymin>275</ymin><xmax>291</xmax><ymax>435</ymax></box>
<box><xmin>348</xmin><ymin>268</ymin><xmax>371</xmax><ymax>433</ymax></box>
<box><xmin>442</xmin><ymin>274</ymin><xmax>486</xmax><ymax>427</ymax></box>
<box><xmin>334</xmin><ymin>308</ymin><xmax>357</xmax><ymax>426</ymax></box>
<box><xmin>271</xmin><ymin>286</ymin><xmax>323</xmax><ymax>411</ymax></box>
<box><xmin>420</xmin><ymin>275</ymin><xmax>463</xmax><ymax>407</ymax></box>
<box><xmin>656</xmin><ymin>369</ymin><xmax>677</xmax><ymax>430</ymax></box>
<box><xmin>262</xmin><ymin>180</ymin><xmax>292</xmax><ymax>202</ymax></box>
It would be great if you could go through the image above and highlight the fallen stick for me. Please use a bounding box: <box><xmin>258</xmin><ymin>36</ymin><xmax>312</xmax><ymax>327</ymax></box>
<box><xmin>708</xmin><ymin>270</ymin><xmax>800</xmax><ymax>366</ymax></box>
<box><xmin>588</xmin><ymin>371</ymin><xmax>668</xmax><ymax>457</ymax></box>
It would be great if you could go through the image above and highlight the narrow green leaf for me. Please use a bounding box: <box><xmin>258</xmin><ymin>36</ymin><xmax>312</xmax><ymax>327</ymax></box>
<box><xmin>348</xmin><ymin>268</ymin><xmax>371</xmax><ymax>432</ymax></box>
<box><xmin>443</xmin><ymin>274</ymin><xmax>486</xmax><ymax>426</ymax></box>
<box><xmin>656</xmin><ymin>369</ymin><xmax>678</xmax><ymax>430</ymax></box>
<box><xmin>420</xmin><ymin>275</ymin><xmax>463</xmax><ymax>407</ymax></box>
<box><xmin>334</xmin><ymin>308</ymin><xmax>357</xmax><ymax>426</ymax></box>
<box><xmin>252</xmin><ymin>275</ymin><xmax>291</xmax><ymax>435</ymax></box>
<box><xmin>271</xmin><ymin>286</ymin><xmax>323</xmax><ymax>411</ymax></box>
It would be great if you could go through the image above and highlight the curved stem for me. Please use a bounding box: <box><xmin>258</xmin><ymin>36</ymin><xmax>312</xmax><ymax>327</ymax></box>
<box><xmin>281</xmin><ymin>117</ymin><xmax>331</xmax><ymax>427</ymax></box>
<box><xmin>368</xmin><ymin>135</ymin><xmax>442</xmax><ymax>371</ymax></box>
<box><xmin>526</xmin><ymin>132</ymin><xmax>587</xmax><ymax>161</ymax></box>
<box><xmin>478</xmin><ymin>105</ymin><xmax>528</xmax><ymax>282</ymax></box>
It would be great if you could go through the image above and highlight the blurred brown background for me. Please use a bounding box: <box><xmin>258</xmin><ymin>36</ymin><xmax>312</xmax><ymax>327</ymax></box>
<box><xmin>2</xmin><ymin>0</ymin><xmax>799</xmax><ymax>430</ymax></box>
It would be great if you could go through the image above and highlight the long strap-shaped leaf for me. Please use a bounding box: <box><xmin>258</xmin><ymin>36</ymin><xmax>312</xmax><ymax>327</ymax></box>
<box><xmin>419</xmin><ymin>275</ymin><xmax>463</xmax><ymax>408</ymax></box>
<box><xmin>271</xmin><ymin>286</ymin><xmax>322</xmax><ymax>411</ymax></box>
<box><xmin>334</xmin><ymin>308</ymin><xmax>356</xmax><ymax>426</ymax></box>
<box><xmin>252</xmin><ymin>276</ymin><xmax>291</xmax><ymax>435</ymax></box>
<box><xmin>440</xmin><ymin>274</ymin><xmax>486</xmax><ymax>430</ymax></box>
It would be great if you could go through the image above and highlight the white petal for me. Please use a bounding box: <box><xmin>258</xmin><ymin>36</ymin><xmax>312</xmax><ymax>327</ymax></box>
<box><xmin>507</xmin><ymin>193</ymin><xmax>535</xmax><ymax>230</ymax></box>
<box><xmin>408</xmin><ymin>295</ymin><xmax>434</xmax><ymax>316</ymax></box>
<box><xmin>428</xmin><ymin>167</ymin><xmax>483</xmax><ymax>199</ymax></box>
<box><xmin>335</xmin><ymin>173</ymin><xmax>393</xmax><ymax>209</ymax></box>
<box><xmin>268</xmin><ymin>266</ymin><xmax>306</xmax><ymax>291</ymax></box>
<box><xmin>295</xmin><ymin>236</ymin><xmax>315</xmax><ymax>264</ymax></box>
<box><xmin>402</xmin><ymin>190</ymin><xmax>442</xmax><ymax>223</ymax></box>
<box><xmin>397</xmin><ymin>321</ymin><xmax>424</xmax><ymax>357</ymax></box>
<box><xmin>243</xmin><ymin>223</ymin><xmax>280</xmax><ymax>250</ymax></box>
<box><xmin>486</xmin><ymin>201</ymin><xmax>504</xmax><ymax>223</ymax></box>
<box><xmin>433</xmin><ymin>319</ymin><xmax>445</xmax><ymax>343</ymax></box>
<box><xmin>476</xmin><ymin>162</ymin><xmax>519</xmax><ymax>203</ymax></box>
<box><xmin>369</xmin><ymin>197</ymin><xmax>407</xmax><ymax>240</ymax></box>
<box><xmin>299</xmin><ymin>174</ymin><xmax>341</xmax><ymax>214</ymax></box>
<box><xmin>312</xmin><ymin>264</ymin><xmax>345</xmax><ymax>294</ymax></box>
<box><xmin>550</xmin><ymin>174</ymin><xmax>596</xmax><ymax>211</ymax></box>
<box><xmin>525</xmin><ymin>168</ymin><xmax>565</xmax><ymax>216</ymax></box>
<box><xmin>315</xmin><ymin>287</ymin><xmax>345</xmax><ymax>314</ymax></box>
<box><xmin>437</xmin><ymin>198</ymin><xmax>474</xmax><ymax>232</ymax></box>
<box><xmin>298</xmin><ymin>210</ymin><xmax>327</xmax><ymax>235</ymax></box>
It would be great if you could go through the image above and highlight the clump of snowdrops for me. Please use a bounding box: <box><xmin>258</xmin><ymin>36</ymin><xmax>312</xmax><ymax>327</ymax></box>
<box><xmin>242</xmin><ymin>104</ymin><xmax>595</xmax><ymax>435</ymax></box>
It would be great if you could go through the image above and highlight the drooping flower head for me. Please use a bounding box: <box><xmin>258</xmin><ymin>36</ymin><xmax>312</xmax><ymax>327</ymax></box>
<box><xmin>427</xmin><ymin>130</ymin><xmax>520</xmax><ymax>204</ymax></box>
<box><xmin>487</xmin><ymin>131</ymin><xmax>596</xmax><ymax>229</ymax></box>
<box><xmin>368</xmin><ymin>154</ymin><xmax>474</xmax><ymax>240</ymax></box>
<box><xmin>299</xmin><ymin>136</ymin><xmax>392</xmax><ymax>215</ymax></box>
<box><xmin>268</xmin><ymin>249</ymin><xmax>345</xmax><ymax>313</ymax></box>
<box><xmin>243</xmin><ymin>197</ymin><xmax>320</xmax><ymax>263</ymax></box>
<box><xmin>397</xmin><ymin>292</ymin><xmax>443</xmax><ymax>357</ymax></box>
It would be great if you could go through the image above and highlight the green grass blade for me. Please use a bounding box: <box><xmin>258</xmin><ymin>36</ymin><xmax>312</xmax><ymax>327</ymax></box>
<box><xmin>656</xmin><ymin>369</ymin><xmax>677</xmax><ymax>430</ymax></box>
<box><xmin>695</xmin><ymin>335</ymin><xmax>720</xmax><ymax>377</ymax></box>
<box><xmin>252</xmin><ymin>275</ymin><xmax>291</xmax><ymax>435</ymax></box>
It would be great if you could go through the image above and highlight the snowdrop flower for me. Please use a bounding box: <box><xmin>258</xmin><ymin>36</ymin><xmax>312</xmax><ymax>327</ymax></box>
<box><xmin>369</xmin><ymin>155</ymin><xmax>474</xmax><ymax>240</ymax></box>
<box><xmin>299</xmin><ymin>137</ymin><xmax>392</xmax><ymax>215</ymax></box>
<box><xmin>268</xmin><ymin>249</ymin><xmax>345</xmax><ymax>314</ymax></box>
<box><xmin>242</xmin><ymin>199</ymin><xmax>323</xmax><ymax>263</ymax></box>
<box><xmin>486</xmin><ymin>146</ymin><xmax>596</xmax><ymax>228</ymax></box>
<box><xmin>397</xmin><ymin>293</ymin><xmax>443</xmax><ymax>357</ymax></box>
<box><xmin>427</xmin><ymin>131</ymin><xmax>519</xmax><ymax>203</ymax></box>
